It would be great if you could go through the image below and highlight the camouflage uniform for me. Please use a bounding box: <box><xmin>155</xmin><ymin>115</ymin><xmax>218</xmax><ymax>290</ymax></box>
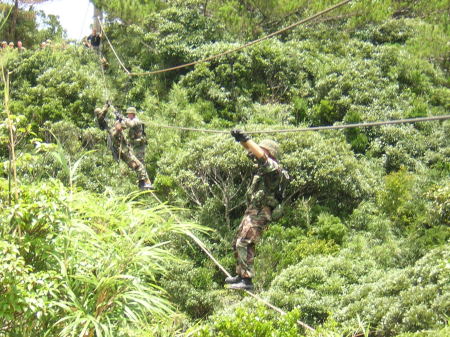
<box><xmin>95</xmin><ymin>105</ymin><xmax>150</xmax><ymax>183</ymax></box>
<box><xmin>123</xmin><ymin>117</ymin><xmax>147</xmax><ymax>165</ymax></box>
<box><xmin>232</xmin><ymin>155</ymin><xmax>283</xmax><ymax>279</ymax></box>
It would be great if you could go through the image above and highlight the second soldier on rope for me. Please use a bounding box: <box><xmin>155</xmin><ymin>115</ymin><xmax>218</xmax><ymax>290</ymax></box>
<box><xmin>94</xmin><ymin>102</ymin><xmax>154</xmax><ymax>191</ymax></box>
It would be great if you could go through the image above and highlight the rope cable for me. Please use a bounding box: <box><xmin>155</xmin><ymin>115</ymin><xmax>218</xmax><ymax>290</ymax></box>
<box><xmin>99</xmin><ymin>0</ymin><xmax>352</xmax><ymax>77</ymax></box>
<box><xmin>97</xmin><ymin>17</ymin><xmax>130</xmax><ymax>74</ymax></box>
<box><xmin>130</xmin><ymin>0</ymin><xmax>352</xmax><ymax>76</ymax></box>
<box><xmin>149</xmin><ymin>192</ymin><xmax>315</xmax><ymax>331</ymax></box>
<box><xmin>185</xmin><ymin>230</ymin><xmax>314</xmax><ymax>331</ymax></box>
<box><xmin>147</xmin><ymin>115</ymin><xmax>450</xmax><ymax>135</ymax></box>
<box><xmin>99</xmin><ymin>51</ymin><xmax>110</xmax><ymax>100</ymax></box>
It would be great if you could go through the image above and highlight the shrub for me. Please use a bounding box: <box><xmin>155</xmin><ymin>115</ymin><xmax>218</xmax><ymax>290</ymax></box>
<box><xmin>367</xmin><ymin>19</ymin><xmax>416</xmax><ymax>44</ymax></box>
<box><xmin>0</xmin><ymin>178</ymin><xmax>207</xmax><ymax>336</ymax></box>
<box><xmin>179</xmin><ymin>40</ymin><xmax>315</xmax><ymax>115</ymax></box>
<box><xmin>281</xmin><ymin>131</ymin><xmax>375</xmax><ymax>215</ymax></box>
<box><xmin>337</xmin><ymin>246</ymin><xmax>450</xmax><ymax>336</ymax></box>
<box><xmin>425</xmin><ymin>178</ymin><xmax>450</xmax><ymax>226</ymax></box>
<box><xmin>0</xmin><ymin>240</ymin><xmax>61</xmax><ymax>336</ymax></box>
<box><xmin>377</xmin><ymin>167</ymin><xmax>415</xmax><ymax>223</ymax></box>
<box><xmin>311</xmin><ymin>213</ymin><xmax>348</xmax><ymax>245</ymax></box>
<box><xmin>157</xmin><ymin>133</ymin><xmax>252</xmax><ymax>230</ymax></box>
<box><xmin>0</xmin><ymin>179</ymin><xmax>68</xmax><ymax>269</ymax></box>
<box><xmin>268</xmin><ymin>250</ymin><xmax>379</xmax><ymax>325</ymax></box>
<box><xmin>256</xmin><ymin>224</ymin><xmax>338</xmax><ymax>289</ymax></box>
<box><xmin>4</xmin><ymin>46</ymin><xmax>104</xmax><ymax>131</ymax></box>
<box><xmin>159</xmin><ymin>261</ymin><xmax>225</xmax><ymax>319</ymax></box>
<box><xmin>191</xmin><ymin>306</ymin><xmax>302</xmax><ymax>337</ymax></box>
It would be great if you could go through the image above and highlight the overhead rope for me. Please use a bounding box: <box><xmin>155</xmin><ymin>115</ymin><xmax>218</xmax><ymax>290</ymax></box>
<box><xmin>98</xmin><ymin>51</ymin><xmax>110</xmax><ymax>100</ymax></box>
<box><xmin>87</xmin><ymin>18</ymin><xmax>112</xmax><ymax>102</ymax></box>
<box><xmin>149</xmin><ymin>192</ymin><xmax>315</xmax><ymax>332</ymax></box>
<box><xmin>100</xmin><ymin>0</ymin><xmax>352</xmax><ymax>76</ymax></box>
<box><xmin>97</xmin><ymin>18</ymin><xmax>130</xmax><ymax>74</ymax></box>
<box><xmin>147</xmin><ymin>114</ymin><xmax>450</xmax><ymax>135</ymax></box>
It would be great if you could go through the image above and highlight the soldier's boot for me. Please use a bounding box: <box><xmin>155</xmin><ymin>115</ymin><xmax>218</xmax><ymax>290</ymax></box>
<box><xmin>228</xmin><ymin>278</ymin><xmax>254</xmax><ymax>290</ymax></box>
<box><xmin>138</xmin><ymin>179</ymin><xmax>155</xmax><ymax>191</ymax></box>
<box><xmin>224</xmin><ymin>275</ymin><xmax>242</xmax><ymax>284</ymax></box>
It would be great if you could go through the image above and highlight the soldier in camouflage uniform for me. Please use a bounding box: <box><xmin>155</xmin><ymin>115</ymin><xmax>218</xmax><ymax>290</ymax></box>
<box><xmin>123</xmin><ymin>107</ymin><xmax>147</xmax><ymax>165</ymax></box>
<box><xmin>94</xmin><ymin>103</ymin><xmax>154</xmax><ymax>190</ymax></box>
<box><xmin>226</xmin><ymin>129</ymin><xmax>286</xmax><ymax>290</ymax></box>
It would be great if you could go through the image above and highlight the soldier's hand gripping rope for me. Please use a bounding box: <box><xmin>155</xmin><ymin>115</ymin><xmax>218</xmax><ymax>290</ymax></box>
<box><xmin>114</xmin><ymin>110</ymin><xmax>125</xmax><ymax>123</ymax></box>
<box><xmin>231</xmin><ymin>129</ymin><xmax>251</xmax><ymax>143</ymax></box>
<box><xmin>101</xmin><ymin>100</ymin><xmax>124</xmax><ymax>122</ymax></box>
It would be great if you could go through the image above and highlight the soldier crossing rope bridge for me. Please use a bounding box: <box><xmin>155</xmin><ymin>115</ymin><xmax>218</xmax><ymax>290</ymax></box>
<box><xmin>226</xmin><ymin>129</ymin><xmax>289</xmax><ymax>290</ymax></box>
<box><xmin>94</xmin><ymin>102</ymin><xmax>154</xmax><ymax>191</ymax></box>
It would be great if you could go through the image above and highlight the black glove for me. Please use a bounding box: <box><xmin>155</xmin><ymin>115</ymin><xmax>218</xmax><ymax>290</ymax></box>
<box><xmin>105</xmin><ymin>100</ymin><xmax>111</xmax><ymax>108</ymax></box>
<box><xmin>231</xmin><ymin>129</ymin><xmax>250</xmax><ymax>142</ymax></box>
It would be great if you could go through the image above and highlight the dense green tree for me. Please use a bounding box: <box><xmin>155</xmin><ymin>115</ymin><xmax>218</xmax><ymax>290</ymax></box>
<box><xmin>1</xmin><ymin>46</ymin><xmax>104</xmax><ymax>131</ymax></box>
<box><xmin>0</xmin><ymin>178</ymin><xmax>206</xmax><ymax>336</ymax></box>
<box><xmin>92</xmin><ymin>0</ymin><xmax>164</xmax><ymax>24</ymax></box>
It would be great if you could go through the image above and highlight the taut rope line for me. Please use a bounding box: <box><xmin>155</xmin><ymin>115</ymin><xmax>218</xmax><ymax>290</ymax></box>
<box><xmin>147</xmin><ymin>115</ymin><xmax>450</xmax><ymax>135</ymax></box>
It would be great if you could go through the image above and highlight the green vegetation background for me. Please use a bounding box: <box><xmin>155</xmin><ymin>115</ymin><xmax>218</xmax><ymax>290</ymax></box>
<box><xmin>0</xmin><ymin>0</ymin><xmax>449</xmax><ymax>336</ymax></box>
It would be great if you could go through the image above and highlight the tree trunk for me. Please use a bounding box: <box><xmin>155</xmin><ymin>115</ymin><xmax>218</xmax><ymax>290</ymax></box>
<box><xmin>2</xmin><ymin>68</ymin><xmax>18</xmax><ymax>204</ymax></box>
<box><xmin>9</xmin><ymin>0</ymin><xmax>19</xmax><ymax>42</ymax></box>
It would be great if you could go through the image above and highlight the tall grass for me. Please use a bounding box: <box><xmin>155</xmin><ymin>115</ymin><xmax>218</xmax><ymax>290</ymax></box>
<box><xmin>0</xmin><ymin>180</ymin><xmax>209</xmax><ymax>336</ymax></box>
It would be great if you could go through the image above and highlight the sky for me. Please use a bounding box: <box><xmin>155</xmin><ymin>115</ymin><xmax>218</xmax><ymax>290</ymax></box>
<box><xmin>34</xmin><ymin>0</ymin><xmax>94</xmax><ymax>41</ymax></box>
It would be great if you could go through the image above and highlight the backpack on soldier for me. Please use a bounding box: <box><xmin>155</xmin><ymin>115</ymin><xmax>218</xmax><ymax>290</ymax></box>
<box><xmin>271</xmin><ymin>167</ymin><xmax>290</xmax><ymax>221</ymax></box>
<box><xmin>275</xmin><ymin>168</ymin><xmax>290</xmax><ymax>203</ymax></box>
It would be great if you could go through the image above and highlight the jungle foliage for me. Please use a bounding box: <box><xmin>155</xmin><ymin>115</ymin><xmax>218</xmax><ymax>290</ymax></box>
<box><xmin>0</xmin><ymin>0</ymin><xmax>449</xmax><ymax>336</ymax></box>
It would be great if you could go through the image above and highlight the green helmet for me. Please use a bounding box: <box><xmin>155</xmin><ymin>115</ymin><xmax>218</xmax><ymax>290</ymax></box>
<box><xmin>259</xmin><ymin>139</ymin><xmax>280</xmax><ymax>159</ymax></box>
<box><xmin>126</xmin><ymin>107</ymin><xmax>137</xmax><ymax>115</ymax></box>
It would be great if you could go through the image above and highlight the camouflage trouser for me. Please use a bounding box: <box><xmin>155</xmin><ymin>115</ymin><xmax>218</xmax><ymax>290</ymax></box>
<box><xmin>119</xmin><ymin>148</ymin><xmax>149</xmax><ymax>182</ymax></box>
<box><xmin>132</xmin><ymin>143</ymin><xmax>146</xmax><ymax>166</ymax></box>
<box><xmin>232</xmin><ymin>206</ymin><xmax>272</xmax><ymax>278</ymax></box>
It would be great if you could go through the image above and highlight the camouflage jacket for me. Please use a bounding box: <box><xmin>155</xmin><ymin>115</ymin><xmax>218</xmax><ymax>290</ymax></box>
<box><xmin>247</xmin><ymin>155</ymin><xmax>285</xmax><ymax>209</ymax></box>
<box><xmin>110</xmin><ymin>126</ymin><xmax>131</xmax><ymax>154</ymax></box>
<box><xmin>95</xmin><ymin>104</ymin><xmax>114</xmax><ymax>131</ymax></box>
<box><xmin>123</xmin><ymin>117</ymin><xmax>146</xmax><ymax>146</ymax></box>
<box><xmin>95</xmin><ymin>105</ymin><xmax>131</xmax><ymax>156</ymax></box>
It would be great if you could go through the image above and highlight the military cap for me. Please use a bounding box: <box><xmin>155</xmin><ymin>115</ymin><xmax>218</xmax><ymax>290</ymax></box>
<box><xmin>126</xmin><ymin>107</ymin><xmax>137</xmax><ymax>115</ymax></box>
<box><xmin>259</xmin><ymin>139</ymin><xmax>280</xmax><ymax>159</ymax></box>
